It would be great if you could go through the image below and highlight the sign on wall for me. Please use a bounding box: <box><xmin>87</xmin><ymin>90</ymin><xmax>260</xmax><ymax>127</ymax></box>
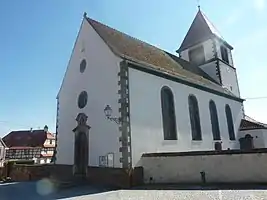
<box><xmin>99</xmin><ymin>153</ymin><xmax>114</xmax><ymax>167</ymax></box>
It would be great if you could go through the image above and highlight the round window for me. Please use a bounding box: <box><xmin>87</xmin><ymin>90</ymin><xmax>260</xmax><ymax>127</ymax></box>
<box><xmin>80</xmin><ymin>59</ymin><xmax>86</xmax><ymax>73</ymax></box>
<box><xmin>78</xmin><ymin>91</ymin><xmax>88</xmax><ymax>109</ymax></box>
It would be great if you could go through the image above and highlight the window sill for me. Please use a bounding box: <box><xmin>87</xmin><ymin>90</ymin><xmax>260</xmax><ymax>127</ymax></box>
<box><xmin>162</xmin><ymin>140</ymin><xmax>178</xmax><ymax>146</ymax></box>
<box><xmin>191</xmin><ymin>140</ymin><xmax>202</xmax><ymax>144</ymax></box>
<box><xmin>229</xmin><ymin>140</ymin><xmax>237</xmax><ymax>143</ymax></box>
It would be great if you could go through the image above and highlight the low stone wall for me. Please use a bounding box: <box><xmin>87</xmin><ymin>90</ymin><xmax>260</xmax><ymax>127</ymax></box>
<box><xmin>6</xmin><ymin>163</ymin><xmax>144</xmax><ymax>188</ymax></box>
<box><xmin>9</xmin><ymin>164</ymin><xmax>53</xmax><ymax>181</ymax></box>
<box><xmin>0</xmin><ymin>167</ymin><xmax>4</xmax><ymax>179</ymax></box>
<box><xmin>131</xmin><ymin>166</ymin><xmax>144</xmax><ymax>187</ymax></box>
<box><xmin>141</xmin><ymin>149</ymin><xmax>267</xmax><ymax>184</ymax></box>
<box><xmin>49</xmin><ymin>164</ymin><xmax>73</xmax><ymax>182</ymax></box>
<box><xmin>87</xmin><ymin>167</ymin><xmax>130</xmax><ymax>188</ymax></box>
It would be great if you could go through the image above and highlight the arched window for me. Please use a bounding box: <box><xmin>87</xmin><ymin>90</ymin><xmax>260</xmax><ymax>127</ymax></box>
<box><xmin>225</xmin><ymin>104</ymin><xmax>235</xmax><ymax>140</ymax></box>
<box><xmin>161</xmin><ymin>86</ymin><xmax>177</xmax><ymax>140</ymax></box>
<box><xmin>188</xmin><ymin>95</ymin><xmax>202</xmax><ymax>140</ymax></box>
<box><xmin>209</xmin><ymin>100</ymin><xmax>220</xmax><ymax>140</ymax></box>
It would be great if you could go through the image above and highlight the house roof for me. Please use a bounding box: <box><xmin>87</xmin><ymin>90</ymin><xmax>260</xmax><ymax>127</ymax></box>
<box><xmin>177</xmin><ymin>9</ymin><xmax>233</xmax><ymax>53</ymax></box>
<box><xmin>0</xmin><ymin>138</ymin><xmax>7</xmax><ymax>148</ymax></box>
<box><xmin>244</xmin><ymin>115</ymin><xmax>267</xmax><ymax>127</ymax></box>
<box><xmin>85</xmin><ymin>16</ymin><xmax>242</xmax><ymax>102</ymax></box>
<box><xmin>2</xmin><ymin>129</ymin><xmax>55</xmax><ymax>148</ymax></box>
<box><xmin>240</xmin><ymin>119</ymin><xmax>267</xmax><ymax>131</ymax></box>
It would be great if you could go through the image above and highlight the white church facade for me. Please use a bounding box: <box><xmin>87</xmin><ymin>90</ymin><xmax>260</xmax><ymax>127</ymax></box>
<box><xmin>54</xmin><ymin>9</ymin><xmax>264</xmax><ymax>175</ymax></box>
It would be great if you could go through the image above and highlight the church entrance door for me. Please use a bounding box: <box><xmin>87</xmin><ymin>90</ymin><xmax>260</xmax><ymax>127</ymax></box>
<box><xmin>74</xmin><ymin>131</ymin><xmax>88</xmax><ymax>177</ymax></box>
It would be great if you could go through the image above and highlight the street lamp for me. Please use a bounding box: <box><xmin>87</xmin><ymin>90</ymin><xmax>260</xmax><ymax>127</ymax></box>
<box><xmin>104</xmin><ymin>105</ymin><xmax>121</xmax><ymax>124</ymax></box>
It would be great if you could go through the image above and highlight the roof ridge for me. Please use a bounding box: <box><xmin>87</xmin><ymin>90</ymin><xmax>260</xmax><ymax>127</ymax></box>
<box><xmin>84</xmin><ymin>15</ymin><xmax>242</xmax><ymax>102</ymax></box>
<box><xmin>199</xmin><ymin>10</ymin><xmax>224</xmax><ymax>40</ymax></box>
<box><xmin>87</xmin><ymin>17</ymin><xmax>163</xmax><ymax>51</ymax></box>
<box><xmin>86</xmin><ymin>17</ymin><xmax>192</xmax><ymax>73</ymax></box>
<box><xmin>86</xmin><ymin>17</ymin><xmax>184</xmax><ymax>71</ymax></box>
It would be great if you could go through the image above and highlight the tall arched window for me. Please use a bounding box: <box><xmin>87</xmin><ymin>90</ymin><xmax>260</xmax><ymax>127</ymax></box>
<box><xmin>188</xmin><ymin>95</ymin><xmax>202</xmax><ymax>140</ymax></box>
<box><xmin>225</xmin><ymin>104</ymin><xmax>235</xmax><ymax>140</ymax></box>
<box><xmin>209</xmin><ymin>100</ymin><xmax>220</xmax><ymax>140</ymax></box>
<box><xmin>161</xmin><ymin>86</ymin><xmax>177</xmax><ymax>140</ymax></box>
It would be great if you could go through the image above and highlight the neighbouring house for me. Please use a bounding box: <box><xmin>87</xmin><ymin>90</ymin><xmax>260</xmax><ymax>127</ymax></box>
<box><xmin>0</xmin><ymin>138</ymin><xmax>7</xmax><ymax>167</ymax></box>
<box><xmin>3</xmin><ymin>126</ymin><xmax>55</xmax><ymax>164</ymax></box>
<box><xmin>54</xmin><ymin>7</ymin><xmax>265</xmax><ymax>178</ymax></box>
<box><xmin>238</xmin><ymin>118</ymin><xmax>267</xmax><ymax>150</ymax></box>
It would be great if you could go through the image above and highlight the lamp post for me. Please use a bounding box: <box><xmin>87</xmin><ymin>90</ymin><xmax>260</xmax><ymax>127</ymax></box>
<box><xmin>104</xmin><ymin>105</ymin><xmax>121</xmax><ymax>124</ymax></box>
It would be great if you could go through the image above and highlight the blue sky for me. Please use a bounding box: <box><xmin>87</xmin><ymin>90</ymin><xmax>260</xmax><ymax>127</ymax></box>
<box><xmin>0</xmin><ymin>0</ymin><xmax>267</xmax><ymax>136</ymax></box>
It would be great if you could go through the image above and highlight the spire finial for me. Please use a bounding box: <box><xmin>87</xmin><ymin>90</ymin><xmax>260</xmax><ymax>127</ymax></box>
<box><xmin>83</xmin><ymin>12</ymin><xmax>87</xmax><ymax>18</ymax></box>
<box><xmin>197</xmin><ymin>0</ymin><xmax>201</xmax><ymax>10</ymax></box>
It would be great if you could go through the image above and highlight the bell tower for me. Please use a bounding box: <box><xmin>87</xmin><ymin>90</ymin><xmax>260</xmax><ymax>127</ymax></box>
<box><xmin>177</xmin><ymin>8</ymin><xmax>240</xmax><ymax>97</ymax></box>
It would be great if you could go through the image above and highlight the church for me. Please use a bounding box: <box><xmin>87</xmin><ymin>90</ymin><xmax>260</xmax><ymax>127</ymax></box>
<box><xmin>54</xmin><ymin>8</ymin><xmax>266</xmax><ymax>176</ymax></box>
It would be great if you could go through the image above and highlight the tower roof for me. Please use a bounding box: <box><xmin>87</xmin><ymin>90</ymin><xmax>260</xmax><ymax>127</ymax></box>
<box><xmin>177</xmin><ymin>9</ymin><xmax>233</xmax><ymax>53</ymax></box>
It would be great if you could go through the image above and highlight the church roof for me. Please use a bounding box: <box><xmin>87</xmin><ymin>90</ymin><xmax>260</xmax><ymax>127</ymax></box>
<box><xmin>165</xmin><ymin>52</ymin><xmax>218</xmax><ymax>84</ymax></box>
<box><xmin>177</xmin><ymin>9</ymin><xmax>233</xmax><ymax>53</ymax></box>
<box><xmin>85</xmin><ymin>16</ymin><xmax>242</xmax><ymax>102</ymax></box>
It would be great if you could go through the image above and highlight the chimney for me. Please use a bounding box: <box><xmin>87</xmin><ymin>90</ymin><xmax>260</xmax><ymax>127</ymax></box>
<box><xmin>44</xmin><ymin>125</ymin><xmax>48</xmax><ymax>132</ymax></box>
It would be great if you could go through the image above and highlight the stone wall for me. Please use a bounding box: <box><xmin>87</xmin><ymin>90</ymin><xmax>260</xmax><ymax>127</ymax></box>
<box><xmin>9</xmin><ymin>164</ymin><xmax>53</xmax><ymax>181</ymax></box>
<box><xmin>141</xmin><ymin>149</ymin><xmax>267</xmax><ymax>184</ymax></box>
<box><xmin>5</xmin><ymin>164</ymin><xmax>144</xmax><ymax>188</ymax></box>
<box><xmin>0</xmin><ymin>167</ymin><xmax>3</xmax><ymax>178</ymax></box>
<box><xmin>131</xmin><ymin>166</ymin><xmax>144</xmax><ymax>186</ymax></box>
<box><xmin>87</xmin><ymin>167</ymin><xmax>130</xmax><ymax>188</ymax></box>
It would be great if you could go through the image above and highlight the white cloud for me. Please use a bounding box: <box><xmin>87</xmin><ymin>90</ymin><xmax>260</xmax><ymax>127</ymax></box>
<box><xmin>254</xmin><ymin>0</ymin><xmax>265</xmax><ymax>11</ymax></box>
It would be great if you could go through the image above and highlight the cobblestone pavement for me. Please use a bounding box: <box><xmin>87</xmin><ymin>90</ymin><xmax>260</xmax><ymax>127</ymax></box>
<box><xmin>81</xmin><ymin>190</ymin><xmax>267</xmax><ymax>200</ymax></box>
<box><xmin>1</xmin><ymin>181</ymin><xmax>267</xmax><ymax>199</ymax></box>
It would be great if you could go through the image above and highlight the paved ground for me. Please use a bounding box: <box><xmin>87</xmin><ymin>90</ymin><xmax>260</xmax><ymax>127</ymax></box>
<box><xmin>1</xmin><ymin>181</ymin><xmax>267</xmax><ymax>199</ymax></box>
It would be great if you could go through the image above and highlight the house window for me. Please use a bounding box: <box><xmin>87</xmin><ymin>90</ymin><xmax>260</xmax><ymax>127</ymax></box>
<box><xmin>49</xmin><ymin>140</ymin><xmax>52</xmax><ymax>145</ymax></box>
<box><xmin>161</xmin><ymin>86</ymin><xmax>177</xmax><ymax>140</ymax></box>
<box><xmin>188</xmin><ymin>95</ymin><xmax>202</xmax><ymax>140</ymax></box>
<box><xmin>189</xmin><ymin>45</ymin><xmax>205</xmax><ymax>66</ymax></box>
<box><xmin>225</xmin><ymin>104</ymin><xmax>235</xmax><ymax>140</ymax></box>
<box><xmin>220</xmin><ymin>46</ymin><xmax>229</xmax><ymax>64</ymax></box>
<box><xmin>209</xmin><ymin>100</ymin><xmax>220</xmax><ymax>140</ymax></box>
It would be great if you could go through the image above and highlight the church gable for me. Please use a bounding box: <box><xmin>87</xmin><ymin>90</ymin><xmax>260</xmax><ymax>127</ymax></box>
<box><xmin>55</xmin><ymin>14</ymin><xmax>123</xmax><ymax>167</ymax></box>
<box><xmin>57</xmin><ymin>15</ymin><xmax>120</xmax><ymax>99</ymax></box>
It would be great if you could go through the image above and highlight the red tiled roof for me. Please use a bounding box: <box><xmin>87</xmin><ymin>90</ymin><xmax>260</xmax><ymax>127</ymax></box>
<box><xmin>3</xmin><ymin>129</ymin><xmax>55</xmax><ymax>148</ymax></box>
<box><xmin>240</xmin><ymin>119</ymin><xmax>267</xmax><ymax>131</ymax></box>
